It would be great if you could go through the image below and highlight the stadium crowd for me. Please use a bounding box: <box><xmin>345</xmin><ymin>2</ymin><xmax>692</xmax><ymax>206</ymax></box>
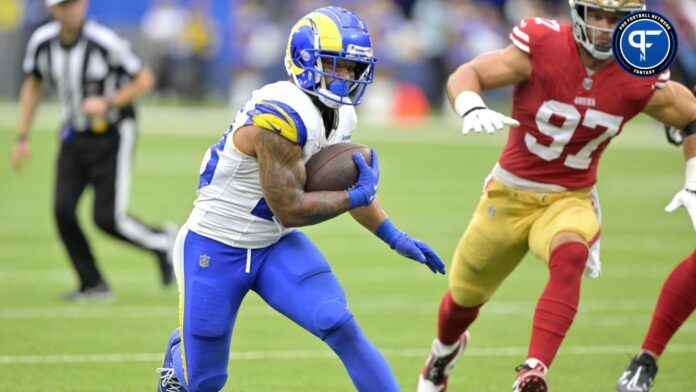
<box><xmin>2</xmin><ymin>0</ymin><xmax>694</xmax><ymax>115</ymax></box>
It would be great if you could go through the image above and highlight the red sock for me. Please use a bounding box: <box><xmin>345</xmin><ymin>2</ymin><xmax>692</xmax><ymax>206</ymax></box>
<box><xmin>528</xmin><ymin>242</ymin><xmax>588</xmax><ymax>368</ymax></box>
<box><xmin>642</xmin><ymin>250</ymin><xmax>696</xmax><ymax>356</ymax></box>
<box><xmin>437</xmin><ymin>290</ymin><xmax>481</xmax><ymax>345</ymax></box>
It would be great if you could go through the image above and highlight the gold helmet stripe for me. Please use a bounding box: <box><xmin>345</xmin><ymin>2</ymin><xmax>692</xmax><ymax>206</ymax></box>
<box><xmin>285</xmin><ymin>12</ymin><xmax>343</xmax><ymax>76</ymax></box>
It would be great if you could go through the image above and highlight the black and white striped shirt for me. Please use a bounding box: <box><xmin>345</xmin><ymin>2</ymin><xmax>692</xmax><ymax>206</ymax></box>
<box><xmin>23</xmin><ymin>20</ymin><xmax>143</xmax><ymax>132</ymax></box>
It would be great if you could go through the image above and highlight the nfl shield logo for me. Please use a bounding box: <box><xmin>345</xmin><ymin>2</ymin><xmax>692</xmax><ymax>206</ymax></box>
<box><xmin>583</xmin><ymin>77</ymin><xmax>593</xmax><ymax>91</ymax></box>
<box><xmin>199</xmin><ymin>254</ymin><xmax>210</xmax><ymax>268</ymax></box>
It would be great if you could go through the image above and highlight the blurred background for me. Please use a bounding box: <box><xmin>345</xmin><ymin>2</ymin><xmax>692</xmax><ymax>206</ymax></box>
<box><xmin>1</xmin><ymin>1</ymin><xmax>696</xmax><ymax>391</ymax></box>
<box><xmin>0</xmin><ymin>0</ymin><xmax>694</xmax><ymax>122</ymax></box>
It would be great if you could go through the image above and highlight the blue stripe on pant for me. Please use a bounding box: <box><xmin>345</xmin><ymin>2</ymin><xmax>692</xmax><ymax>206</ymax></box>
<box><xmin>166</xmin><ymin>228</ymin><xmax>399</xmax><ymax>392</ymax></box>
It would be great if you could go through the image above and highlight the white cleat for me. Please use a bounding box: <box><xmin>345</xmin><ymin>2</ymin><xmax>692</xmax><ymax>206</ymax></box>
<box><xmin>512</xmin><ymin>359</ymin><xmax>548</xmax><ymax>392</ymax></box>
<box><xmin>417</xmin><ymin>331</ymin><xmax>469</xmax><ymax>392</ymax></box>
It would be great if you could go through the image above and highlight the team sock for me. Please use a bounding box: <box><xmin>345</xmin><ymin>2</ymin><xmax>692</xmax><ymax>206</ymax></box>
<box><xmin>528</xmin><ymin>242</ymin><xmax>588</xmax><ymax>368</ymax></box>
<box><xmin>437</xmin><ymin>290</ymin><xmax>481</xmax><ymax>346</ymax></box>
<box><xmin>642</xmin><ymin>250</ymin><xmax>696</xmax><ymax>356</ymax></box>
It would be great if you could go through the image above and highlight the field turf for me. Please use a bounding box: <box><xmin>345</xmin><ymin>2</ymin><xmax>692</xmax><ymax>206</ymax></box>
<box><xmin>0</xmin><ymin>101</ymin><xmax>693</xmax><ymax>391</ymax></box>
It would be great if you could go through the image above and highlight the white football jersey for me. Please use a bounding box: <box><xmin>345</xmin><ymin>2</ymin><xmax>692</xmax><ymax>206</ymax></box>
<box><xmin>186</xmin><ymin>81</ymin><xmax>357</xmax><ymax>248</ymax></box>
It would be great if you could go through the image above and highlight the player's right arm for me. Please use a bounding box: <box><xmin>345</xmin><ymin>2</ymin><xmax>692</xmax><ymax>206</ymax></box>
<box><xmin>247</xmin><ymin>126</ymin><xmax>378</xmax><ymax>227</ymax></box>
<box><xmin>645</xmin><ymin>81</ymin><xmax>696</xmax><ymax>230</ymax></box>
<box><xmin>447</xmin><ymin>44</ymin><xmax>530</xmax><ymax>135</ymax></box>
<box><xmin>11</xmin><ymin>76</ymin><xmax>43</xmax><ymax>171</ymax></box>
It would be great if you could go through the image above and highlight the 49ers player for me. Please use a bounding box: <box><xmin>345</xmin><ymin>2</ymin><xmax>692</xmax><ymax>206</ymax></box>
<box><xmin>417</xmin><ymin>1</ymin><xmax>696</xmax><ymax>391</ymax></box>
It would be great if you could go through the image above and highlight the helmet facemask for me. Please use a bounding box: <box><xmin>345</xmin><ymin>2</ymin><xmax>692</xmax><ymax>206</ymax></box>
<box><xmin>312</xmin><ymin>51</ymin><xmax>375</xmax><ymax>108</ymax></box>
<box><xmin>569</xmin><ymin>0</ymin><xmax>645</xmax><ymax>60</ymax></box>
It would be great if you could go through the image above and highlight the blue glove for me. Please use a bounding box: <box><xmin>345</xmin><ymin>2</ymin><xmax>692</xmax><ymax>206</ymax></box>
<box><xmin>376</xmin><ymin>219</ymin><xmax>446</xmax><ymax>274</ymax></box>
<box><xmin>347</xmin><ymin>149</ymin><xmax>379</xmax><ymax>209</ymax></box>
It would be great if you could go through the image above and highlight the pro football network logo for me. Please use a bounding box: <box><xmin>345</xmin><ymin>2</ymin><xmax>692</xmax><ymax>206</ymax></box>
<box><xmin>612</xmin><ymin>11</ymin><xmax>678</xmax><ymax>77</ymax></box>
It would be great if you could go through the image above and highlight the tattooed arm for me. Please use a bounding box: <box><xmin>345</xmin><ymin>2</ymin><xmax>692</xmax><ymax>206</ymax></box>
<box><xmin>251</xmin><ymin>127</ymin><xmax>351</xmax><ymax>227</ymax></box>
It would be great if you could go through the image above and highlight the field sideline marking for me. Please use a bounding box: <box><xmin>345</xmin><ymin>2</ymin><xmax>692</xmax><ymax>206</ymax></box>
<box><xmin>0</xmin><ymin>299</ymin><xmax>661</xmax><ymax>320</ymax></box>
<box><xmin>2</xmin><ymin>344</ymin><xmax>696</xmax><ymax>364</ymax></box>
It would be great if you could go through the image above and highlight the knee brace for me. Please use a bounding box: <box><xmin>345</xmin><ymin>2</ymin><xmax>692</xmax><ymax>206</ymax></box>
<box><xmin>313</xmin><ymin>299</ymin><xmax>353</xmax><ymax>337</ymax></box>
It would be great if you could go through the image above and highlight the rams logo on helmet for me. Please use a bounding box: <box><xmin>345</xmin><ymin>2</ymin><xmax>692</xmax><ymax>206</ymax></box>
<box><xmin>285</xmin><ymin>6</ymin><xmax>377</xmax><ymax>108</ymax></box>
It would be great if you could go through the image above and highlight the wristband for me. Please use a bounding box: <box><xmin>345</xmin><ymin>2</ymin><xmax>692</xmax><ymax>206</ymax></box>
<box><xmin>454</xmin><ymin>91</ymin><xmax>486</xmax><ymax>117</ymax></box>
<box><xmin>375</xmin><ymin>219</ymin><xmax>401</xmax><ymax>248</ymax></box>
<box><xmin>686</xmin><ymin>157</ymin><xmax>696</xmax><ymax>190</ymax></box>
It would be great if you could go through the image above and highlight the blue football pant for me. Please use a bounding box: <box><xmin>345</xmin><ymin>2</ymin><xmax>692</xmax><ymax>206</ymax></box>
<box><xmin>165</xmin><ymin>228</ymin><xmax>399</xmax><ymax>392</ymax></box>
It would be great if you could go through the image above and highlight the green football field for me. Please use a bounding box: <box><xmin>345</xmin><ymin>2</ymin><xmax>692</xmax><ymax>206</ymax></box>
<box><xmin>0</xmin><ymin>101</ymin><xmax>694</xmax><ymax>391</ymax></box>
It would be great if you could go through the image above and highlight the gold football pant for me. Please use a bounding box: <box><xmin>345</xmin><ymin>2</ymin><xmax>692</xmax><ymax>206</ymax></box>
<box><xmin>449</xmin><ymin>179</ymin><xmax>600</xmax><ymax>307</ymax></box>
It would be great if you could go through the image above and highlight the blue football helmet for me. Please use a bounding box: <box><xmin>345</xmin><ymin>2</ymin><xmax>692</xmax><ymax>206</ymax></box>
<box><xmin>285</xmin><ymin>7</ymin><xmax>377</xmax><ymax>108</ymax></box>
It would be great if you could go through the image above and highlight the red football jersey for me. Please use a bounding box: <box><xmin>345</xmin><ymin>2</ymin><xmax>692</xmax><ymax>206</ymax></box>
<box><xmin>499</xmin><ymin>17</ymin><xmax>669</xmax><ymax>189</ymax></box>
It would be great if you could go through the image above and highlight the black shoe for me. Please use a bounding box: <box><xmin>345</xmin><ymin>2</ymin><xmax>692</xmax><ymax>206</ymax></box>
<box><xmin>60</xmin><ymin>282</ymin><xmax>114</xmax><ymax>303</ymax></box>
<box><xmin>156</xmin><ymin>249</ymin><xmax>174</xmax><ymax>287</ymax></box>
<box><xmin>156</xmin><ymin>223</ymin><xmax>178</xmax><ymax>287</ymax></box>
<box><xmin>616</xmin><ymin>352</ymin><xmax>658</xmax><ymax>392</ymax></box>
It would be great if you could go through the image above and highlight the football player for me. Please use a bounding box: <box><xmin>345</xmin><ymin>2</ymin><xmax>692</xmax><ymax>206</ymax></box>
<box><xmin>417</xmin><ymin>1</ymin><xmax>696</xmax><ymax>391</ymax></box>
<box><xmin>616</xmin><ymin>126</ymin><xmax>696</xmax><ymax>392</ymax></box>
<box><xmin>156</xmin><ymin>7</ymin><xmax>445</xmax><ymax>392</ymax></box>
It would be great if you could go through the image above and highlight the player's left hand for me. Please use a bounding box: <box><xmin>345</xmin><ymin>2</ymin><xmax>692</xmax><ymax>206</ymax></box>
<box><xmin>665</xmin><ymin>189</ymin><xmax>696</xmax><ymax>231</ymax></box>
<box><xmin>393</xmin><ymin>235</ymin><xmax>446</xmax><ymax>274</ymax></box>
<box><xmin>82</xmin><ymin>97</ymin><xmax>111</xmax><ymax>118</ymax></box>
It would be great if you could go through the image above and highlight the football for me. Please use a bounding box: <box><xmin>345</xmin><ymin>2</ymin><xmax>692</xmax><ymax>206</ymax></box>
<box><xmin>304</xmin><ymin>142</ymin><xmax>372</xmax><ymax>192</ymax></box>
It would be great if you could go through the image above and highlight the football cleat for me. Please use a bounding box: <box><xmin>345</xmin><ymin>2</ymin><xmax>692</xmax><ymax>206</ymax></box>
<box><xmin>417</xmin><ymin>331</ymin><xmax>470</xmax><ymax>392</ymax></box>
<box><xmin>156</xmin><ymin>222</ymin><xmax>178</xmax><ymax>287</ymax></box>
<box><xmin>512</xmin><ymin>360</ymin><xmax>548</xmax><ymax>392</ymax></box>
<box><xmin>60</xmin><ymin>281</ymin><xmax>114</xmax><ymax>303</ymax></box>
<box><xmin>616</xmin><ymin>353</ymin><xmax>658</xmax><ymax>392</ymax></box>
<box><xmin>156</xmin><ymin>329</ymin><xmax>186</xmax><ymax>392</ymax></box>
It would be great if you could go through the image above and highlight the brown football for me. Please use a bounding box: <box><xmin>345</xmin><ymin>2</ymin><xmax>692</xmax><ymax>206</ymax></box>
<box><xmin>304</xmin><ymin>143</ymin><xmax>372</xmax><ymax>192</ymax></box>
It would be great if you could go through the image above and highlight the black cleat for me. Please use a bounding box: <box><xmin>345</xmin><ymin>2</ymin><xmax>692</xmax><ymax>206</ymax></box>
<box><xmin>60</xmin><ymin>282</ymin><xmax>114</xmax><ymax>303</ymax></box>
<box><xmin>616</xmin><ymin>353</ymin><xmax>658</xmax><ymax>392</ymax></box>
<box><xmin>156</xmin><ymin>223</ymin><xmax>178</xmax><ymax>287</ymax></box>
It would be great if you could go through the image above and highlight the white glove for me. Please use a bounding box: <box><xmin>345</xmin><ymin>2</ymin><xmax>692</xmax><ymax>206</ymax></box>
<box><xmin>666</xmin><ymin>189</ymin><xmax>696</xmax><ymax>231</ymax></box>
<box><xmin>666</xmin><ymin>157</ymin><xmax>696</xmax><ymax>231</ymax></box>
<box><xmin>454</xmin><ymin>91</ymin><xmax>520</xmax><ymax>135</ymax></box>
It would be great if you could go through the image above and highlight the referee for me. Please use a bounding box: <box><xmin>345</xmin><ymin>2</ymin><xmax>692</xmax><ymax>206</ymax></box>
<box><xmin>11</xmin><ymin>0</ymin><xmax>175</xmax><ymax>301</ymax></box>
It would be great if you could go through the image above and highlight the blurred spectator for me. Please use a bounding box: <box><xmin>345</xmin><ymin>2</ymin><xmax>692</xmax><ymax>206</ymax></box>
<box><xmin>661</xmin><ymin>0</ymin><xmax>696</xmax><ymax>89</ymax></box>
<box><xmin>412</xmin><ymin>0</ymin><xmax>448</xmax><ymax>110</ymax></box>
<box><xmin>178</xmin><ymin>0</ymin><xmax>220</xmax><ymax>99</ymax></box>
<box><xmin>141</xmin><ymin>0</ymin><xmax>186</xmax><ymax>96</ymax></box>
<box><xmin>2</xmin><ymin>0</ymin><xmax>635</xmax><ymax>107</ymax></box>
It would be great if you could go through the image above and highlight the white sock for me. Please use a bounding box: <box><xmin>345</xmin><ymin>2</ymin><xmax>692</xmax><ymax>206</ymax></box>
<box><xmin>432</xmin><ymin>339</ymin><xmax>460</xmax><ymax>357</ymax></box>
<box><xmin>525</xmin><ymin>358</ymin><xmax>548</xmax><ymax>373</ymax></box>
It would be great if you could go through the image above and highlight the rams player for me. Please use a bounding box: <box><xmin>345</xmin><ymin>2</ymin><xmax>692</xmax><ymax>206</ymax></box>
<box><xmin>156</xmin><ymin>7</ymin><xmax>445</xmax><ymax>392</ymax></box>
<box><xmin>418</xmin><ymin>1</ymin><xmax>696</xmax><ymax>391</ymax></box>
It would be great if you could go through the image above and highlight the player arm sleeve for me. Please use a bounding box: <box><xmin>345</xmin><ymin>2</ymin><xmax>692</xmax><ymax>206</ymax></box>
<box><xmin>245</xmin><ymin>100</ymin><xmax>308</xmax><ymax>147</ymax></box>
